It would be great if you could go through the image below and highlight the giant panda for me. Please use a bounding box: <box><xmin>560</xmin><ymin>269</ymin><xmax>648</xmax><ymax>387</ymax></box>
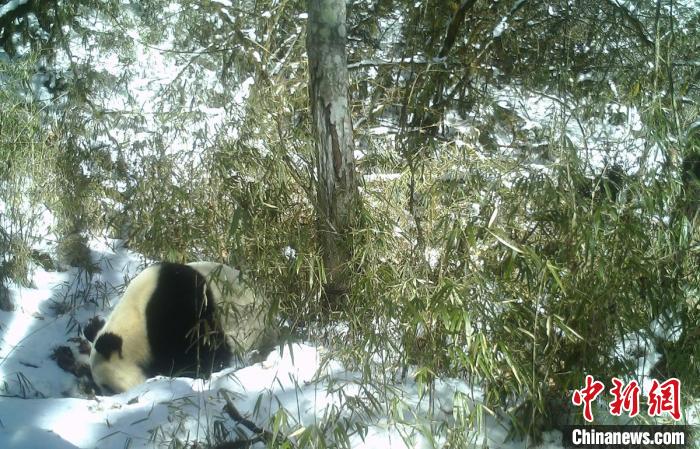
<box><xmin>89</xmin><ymin>261</ymin><xmax>275</xmax><ymax>394</ymax></box>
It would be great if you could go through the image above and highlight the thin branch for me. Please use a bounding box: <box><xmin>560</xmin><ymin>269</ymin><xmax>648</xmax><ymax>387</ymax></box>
<box><xmin>438</xmin><ymin>0</ymin><xmax>478</xmax><ymax>58</ymax></box>
<box><xmin>219</xmin><ymin>389</ymin><xmax>295</xmax><ymax>448</ymax></box>
<box><xmin>604</xmin><ymin>0</ymin><xmax>654</xmax><ymax>49</ymax></box>
<box><xmin>348</xmin><ymin>58</ymin><xmax>432</xmax><ymax>69</ymax></box>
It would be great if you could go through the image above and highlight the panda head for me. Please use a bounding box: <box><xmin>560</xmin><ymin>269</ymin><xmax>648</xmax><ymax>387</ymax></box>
<box><xmin>90</xmin><ymin>331</ymin><xmax>147</xmax><ymax>395</ymax></box>
<box><xmin>87</xmin><ymin>264</ymin><xmax>162</xmax><ymax>395</ymax></box>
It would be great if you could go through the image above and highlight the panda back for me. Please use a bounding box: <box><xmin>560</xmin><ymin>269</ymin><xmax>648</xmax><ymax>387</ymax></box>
<box><xmin>145</xmin><ymin>262</ymin><xmax>229</xmax><ymax>377</ymax></box>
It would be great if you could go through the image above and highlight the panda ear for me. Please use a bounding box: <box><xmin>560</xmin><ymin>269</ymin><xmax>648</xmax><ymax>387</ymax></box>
<box><xmin>94</xmin><ymin>332</ymin><xmax>124</xmax><ymax>359</ymax></box>
<box><xmin>84</xmin><ymin>316</ymin><xmax>106</xmax><ymax>342</ymax></box>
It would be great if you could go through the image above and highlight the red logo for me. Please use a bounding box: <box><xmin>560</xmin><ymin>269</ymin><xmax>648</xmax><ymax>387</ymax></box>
<box><xmin>572</xmin><ymin>376</ymin><xmax>683</xmax><ymax>422</ymax></box>
<box><xmin>609</xmin><ymin>378</ymin><xmax>640</xmax><ymax>417</ymax></box>
<box><xmin>572</xmin><ymin>375</ymin><xmax>605</xmax><ymax>422</ymax></box>
<box><xmin>648</xmin><ymin>378</ymin><xmax>682</xmax><ymax>421</ymax></box>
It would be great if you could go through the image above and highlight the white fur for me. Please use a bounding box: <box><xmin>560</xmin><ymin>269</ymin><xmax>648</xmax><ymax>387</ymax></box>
<box><xmin>89</xmin><ymin>265</ymin><xmax>159</xmax><ymax>393</ymax></box>
<box><xmin>187</xmin><ymin>262</ymin><xmax>273</xmax><ymax>357</ymax></box>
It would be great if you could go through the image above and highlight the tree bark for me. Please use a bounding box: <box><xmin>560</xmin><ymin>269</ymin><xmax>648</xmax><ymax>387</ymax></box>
<box><xmin>306</xmin><ymin>0</ymin><xmax>359</xmax><ymax>298</ymax></box>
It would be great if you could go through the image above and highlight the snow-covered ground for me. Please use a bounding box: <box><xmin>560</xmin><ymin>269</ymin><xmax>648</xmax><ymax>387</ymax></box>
<box><xmin>0</xmin><ymin>238</ymin><xmax>572</xmax><ymax>449</ymax></box>
<box><xmin>1</xmin><ymin>236</ymin><xmax>699</xmax><ymax>448</ymax></box>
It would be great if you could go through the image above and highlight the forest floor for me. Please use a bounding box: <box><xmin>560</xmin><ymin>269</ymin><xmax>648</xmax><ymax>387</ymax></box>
<box><xmin>0</xmin><ymin>238</ymin><xmax>696</xmax><ymax>448</ymax></box>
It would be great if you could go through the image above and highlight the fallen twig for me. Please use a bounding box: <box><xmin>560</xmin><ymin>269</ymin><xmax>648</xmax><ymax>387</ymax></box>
<box><xmin>218</xmin><ymin>389</ymin><xmax>294</xmax><ymax>449</ymax></box>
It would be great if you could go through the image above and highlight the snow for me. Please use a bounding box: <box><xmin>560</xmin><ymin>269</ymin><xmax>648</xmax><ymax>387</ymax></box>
<box><xmin>0</xmin><ymin>0</ymin><xmax>29</xmax><ymax>19</ymax></box>
<box><xmin>493</xmin><ymin>17</ymin><xmax>509</xmax><ymax>38</ymax></box>
<box><xmin>489</xmin><ymin>86</ymin><xmax>656</xmax><ymax>173</ymax></box>
<box><xmin>1</xmin><ymin>212</ymin><xmax>697</xmax><ymax>447</ymax></box>
<box><xmin>48</xmin><ymin>9</ymin><xmax>254</xmax><ymax>183</ymax></box>
<box><xmin>364</xmin><ymin>173</ymin><xmax>401</xmax><ymax>182</ymax></box>
<box><xmin>1</xmin><ymin>227</ymin><xmax>690</xmax><ymax>448</ymax></box>
<box><xmin>0</xmin><ymin>238</ymin><xmax>548</xmax><ymax>449</ymax></box>
<box><xmin>282</xmin><ymin>246</ymin><xmax>296</xmax><ymax>260</ymax></box>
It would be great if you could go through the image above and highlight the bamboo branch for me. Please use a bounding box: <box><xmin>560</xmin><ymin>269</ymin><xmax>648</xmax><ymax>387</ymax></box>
<box><xmin>218</xmin><ymin>389</ymin><xmax>294</xmax><ymax>448</ymax></box>
<box><xmin>438</xmin><ymin>0</ymin><xmax>478</xmax><ymax>58</ymax></box>
<box><xmin>605</xmin><ymin>0</ymin><xmax>654</xmax><ymax>49</ymax></box>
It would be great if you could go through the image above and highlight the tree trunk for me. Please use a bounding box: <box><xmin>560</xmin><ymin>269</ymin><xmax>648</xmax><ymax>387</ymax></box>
<box><xmin>306</xmin><ymin>0</ymin><xmax>359</xmax><ymax>299</ymax></box>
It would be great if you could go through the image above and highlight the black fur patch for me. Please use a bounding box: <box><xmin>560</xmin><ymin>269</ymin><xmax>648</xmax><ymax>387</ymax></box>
<box><xmin>144</xmin><ymin>262</ymin><xmax>231</xmax><ymax>378</ymax></box>
<box><xmin>84</xmin><ymin>316</ymin><xmax>106</xmax><ymax>343</ymax></box>
<box><xmin>94</xmin><ymin>332</ymin><xmax>123</xmax><ymax>359</ymax></box>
